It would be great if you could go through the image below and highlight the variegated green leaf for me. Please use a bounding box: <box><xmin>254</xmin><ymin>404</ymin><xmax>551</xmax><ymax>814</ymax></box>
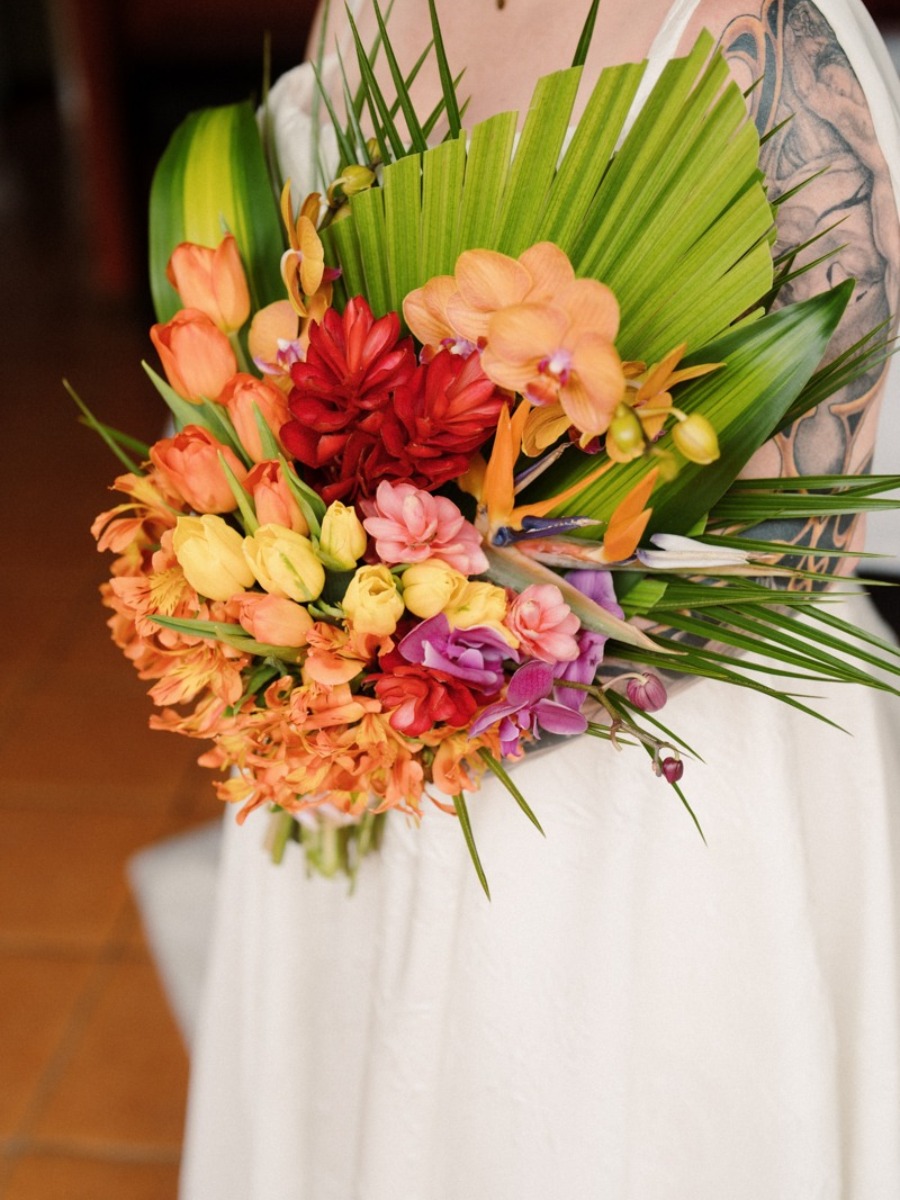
<box><xmin>149</xmin><ymin>101</ymin><xmax>284</xmax><ymax>323</ymax></box>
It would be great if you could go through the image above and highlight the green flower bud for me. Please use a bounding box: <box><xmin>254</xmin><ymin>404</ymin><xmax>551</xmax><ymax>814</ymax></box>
<box><xmin>672</xmin><ymin>413</ymin><xmax>720</xmax><ymax>465</ymax></box>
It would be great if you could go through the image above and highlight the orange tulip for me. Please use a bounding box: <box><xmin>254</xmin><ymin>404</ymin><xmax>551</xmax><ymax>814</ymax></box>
<box><xmin>150</xmin><ymin>425</ymin><xmax>248</xmax><ymax>514</ymax></box>
<box><xmin>220</xmin><ymin>373</ymin><xmax>291</xmax><ymax>462</ymax></box>
<box><xmin>165</xmin><ymin>234</ymin><xmax>250</xmax><ymax>332</ymax></box>
<box><xmin>235</xmin><ymin>592</ymin><xmax>313</xmax><ymax>646</ymax></box>
<box><xmin>150</xmin><ymin>308</ymin><xmax>237</xmax><ymax>402</ymax></box>
<box><xmin>244</xmin><ymin>461</ymin><xmax>309</xmax><ymax>533</ymax></box>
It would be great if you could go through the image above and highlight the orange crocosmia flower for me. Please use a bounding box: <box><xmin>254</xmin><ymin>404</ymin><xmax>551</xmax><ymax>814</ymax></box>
<box><xmin>166</xmin><ymin>233</ymin><xmax>250</xmax><ymax>333</ymax></box>
<box><xmin>150</xmin><ymin>308</ymin><xmax>237</xmax><ymax>403</ymax></box>
<box><xmin>481</xmin><ymin>278</ymin><xmax>625</xmax><ymax>438</ymax></box>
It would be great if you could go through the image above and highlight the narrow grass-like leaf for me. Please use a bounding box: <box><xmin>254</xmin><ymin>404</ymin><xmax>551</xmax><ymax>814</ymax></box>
<box><xmin>67</xmin><ymin>381</ymin><xmax>146</xmax><ymax>475</ymax></box>
<box><xmin>724</xmin><ymin>473</ymin><xmax>900</xmax><ymax>493</ymax></box>
<box><xmin>571</xmin><ymin>0</ymin><xmax>601</xmax><ymax>67</ymax></box>
<box><xmin>336</xmin><ymin>48</ymin><xmax>370</xmax><ymax>162</ymax></box>
<box><xmin>150</xmin><ymin>615</ymin><xmax>302</xmax><ymax>662</ymax></box>
<box><xmin>278</xmin><ymin>455</ymin><xmax>326</xmax><ymax>534</ymax></box>
<box><xmin>453</xmin><ymin>792</ymin><xmax>490</xmax><ymax>899</ymax></box>
<box><xmin>478</xmin><ymin>749</ymin><xmax>544</xmax><ymax>834</ymax></box>
<box><xmin>427</xmin><ymin>0</ymin><xmax>461</xmax><ymax>137</ymax></box>
<box><xmin>312</xmin><ymin>59</ymin><xmax>359</xmax><ymax>169</ymax></box>
<box><xmin>346</xmin><ymin>6</ymin><xmax>406</xmax><ymax>162</ymax></box>
<box><xmin>219</xmin><ymin>453</ymin><xmax>258</xmax><ymax>533</ymax></box>
<box><xmin>252</xmin><ymin>404</ymin><xmax>283</xmax><ymax>461</ymax></box>
<box><xmin>422</xmin><ymin>70</ymin><xmax>466</xmax><ymax>140</ymax></box>
<box><xmin>371</xmin><ymin>0</ymin><xmax>427</xmax><ymax>153</ymax></box>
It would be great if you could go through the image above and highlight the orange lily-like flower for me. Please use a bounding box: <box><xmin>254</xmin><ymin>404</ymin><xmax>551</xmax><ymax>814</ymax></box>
<box><xmin>626</xmin><ymin>343</ymin><xmax>722</xmax><ymax>440</ymax></box>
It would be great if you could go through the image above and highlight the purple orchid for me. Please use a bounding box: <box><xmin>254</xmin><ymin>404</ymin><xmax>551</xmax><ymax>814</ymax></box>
<box><xmin>398</xmin><ymin>614</ymin><xmax>516</xmax><ymax>694</ymax></box>
<box><xmin>469</xmin><ymin>660</ymin><xmax>587</xmax><ymax>757</ymax></box>
<box><xmin>553</xmin><ymin>630</ymin><xmax>608</xmax><ymax>712</ymax></box>
<box><xmin>549</xmin><ymin>570</ymin><xmax>624</xmax><ymax>711</ymax></box>
<box><xmin>564</xmin><ymin>569</ymin><xmax>624</xmax><ymax>620</ymax></box>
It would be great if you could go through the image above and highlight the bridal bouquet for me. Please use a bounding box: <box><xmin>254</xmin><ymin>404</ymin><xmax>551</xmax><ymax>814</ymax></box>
<box><xmin>82</xmin><ymin>1</ymin><xmax>900</xmax><ymax>890</ymax></box>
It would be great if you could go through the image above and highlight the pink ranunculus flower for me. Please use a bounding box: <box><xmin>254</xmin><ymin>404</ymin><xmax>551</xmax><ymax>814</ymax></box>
<box><xmin>360</xmin><ymin>481</ymin><xmax>487</xmax><ymax>573</ymax></box>
<box><xmin>504</xmin><ymin>584</ymin><xmax>580</xmax><ymax>663</ymax></box>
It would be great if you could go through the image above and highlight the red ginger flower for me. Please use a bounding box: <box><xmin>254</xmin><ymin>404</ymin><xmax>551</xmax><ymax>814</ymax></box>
<box><xmin>281</xmin><ymin>296</ymin><xmax>505</xmax><ymax>502</ymax></box>
<box><xmin>381</xmin><ymin>350</ymin><xmax>506</xmax><ymax>492</ymax></box>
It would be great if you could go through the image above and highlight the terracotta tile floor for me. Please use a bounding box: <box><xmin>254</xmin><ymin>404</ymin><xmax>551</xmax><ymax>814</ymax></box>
<box><xmin>0</xmin><ymin>85</ymin><xmax>221</xmax><ymax>1197</ymax></box>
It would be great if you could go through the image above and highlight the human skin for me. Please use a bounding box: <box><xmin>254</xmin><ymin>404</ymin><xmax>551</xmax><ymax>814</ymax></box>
<box><xmin>309</xmin><ymin>0</ymin><xmax>900</xmax><ymax>580</ymax></box>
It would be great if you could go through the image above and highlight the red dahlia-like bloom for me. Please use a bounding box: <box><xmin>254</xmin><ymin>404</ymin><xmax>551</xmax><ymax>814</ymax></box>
<box><xmin>371</xmin><ymin>658</ymin><xmax>478</xmax><ymax>737</ymax></box>
<box><xmin>281</xmin><ymin>296</ymin><xmax>506</xmax><ymax>502</ymax></box>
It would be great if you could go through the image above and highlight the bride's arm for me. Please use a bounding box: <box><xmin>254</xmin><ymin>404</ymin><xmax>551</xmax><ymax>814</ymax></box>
<box><xmin>684</xmin><ymin>0</ymin><xmax>900</xmax><ymax>584</ymax></box>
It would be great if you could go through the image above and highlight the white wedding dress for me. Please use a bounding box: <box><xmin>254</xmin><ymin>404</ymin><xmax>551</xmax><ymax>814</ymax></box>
<box><xmin>179</xmin><ymin>4</ymin><xmax>900</xmax><ymax>1197</ymax></box>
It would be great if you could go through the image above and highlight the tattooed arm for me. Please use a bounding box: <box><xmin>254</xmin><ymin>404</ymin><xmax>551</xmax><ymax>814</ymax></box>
<box><xmin>685</xmin><ymin>0</ymin><xmax>900</xmax><ymax>583</ymax></box>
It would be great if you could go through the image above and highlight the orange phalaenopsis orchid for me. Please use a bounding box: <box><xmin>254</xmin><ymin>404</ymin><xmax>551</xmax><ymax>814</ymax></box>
<box><xmin>404</xmin><ymin>242</ymin><xmax>626</xmax><ymax>439</ymax></box>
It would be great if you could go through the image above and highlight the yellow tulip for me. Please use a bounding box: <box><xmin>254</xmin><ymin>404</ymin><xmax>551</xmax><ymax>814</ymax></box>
<box><xmin>172</xmin><ymin>514</ymin><xmax>254</xmax><ymax>601</ymax></box>
<box><xmin>402</xmin><ymin>561</ymin><xmax>467</xmax><ymax>618</ymax></box>
<box><xmin>342</xmin><ymin>565</ymin><xmax>404</xmax><ymax>637</ymax></box>
<box><xmin>243</xmin><ymin>524</ymin><xmax>325</xmax><ymax>602</ymax></box>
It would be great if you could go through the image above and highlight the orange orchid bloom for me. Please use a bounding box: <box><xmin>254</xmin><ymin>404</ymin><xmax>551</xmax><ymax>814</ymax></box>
<box><xmin>279</xmin><ymin>183</ymin><xmax>333</xmax><ymax>318</ymax></box>
<box><xmin>403</xmin><ymin>242</ymin><xmax>577</xmax><ymax>349</ymax></box>
<box><xmin>481</xmin><ymin>279</ymin><xmax>625</xmax><ymax>439</ymax></box>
